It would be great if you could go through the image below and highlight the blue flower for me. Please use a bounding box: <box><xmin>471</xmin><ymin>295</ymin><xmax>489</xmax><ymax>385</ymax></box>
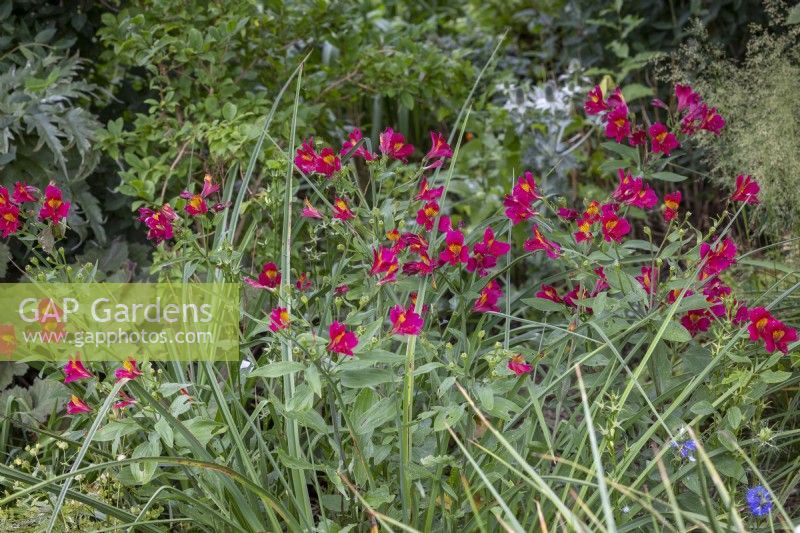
<box><xmin>745</xmin><ymin>485</ymin><xmax>772</xmax><ymax>517</ymax></box>
<box><xmin>671</xmin><ymin>438</ymin><xmax>697</xmax><ymax>462</ymax></box>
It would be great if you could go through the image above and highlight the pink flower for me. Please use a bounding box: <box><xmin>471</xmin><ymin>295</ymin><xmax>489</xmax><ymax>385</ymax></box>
<box><xmin>66</xmin><ymin>395</ymin><xmax>91</xmax><ymax>415</ymax></box>
<box><xmin>675</xmin><ymin>84</ymin><xmax>700</xmax><ymax>111</ymax></box>
<box><xmin>379</xmin><ymin>127</ymin><xmax>414</xmax><ymax>162</ymax></box>
<box><xmin>604</xmin><ymin>104</ymin><xmax>630</xmax><ymax>143</ymax></box>
<box><xmin>467</xmin><ymin>227</ymin><xmax>510</xmax><ymax>276</ymax></box>
<box><xmin>294</xmin><ymin>138</ymin><xmax>318</xmax><ymax>174</ymax></box>
<box><xmin>415</xmin><ymin>177</ymin><xmax>444</xmax><ymax>201</ymax></box>
<box><xmin>138</xmin><ymin>204</ymin><xmax>179</xmax><ymax>244</ymax></box>
<box><xmin>763</xmin><ymin>319</ymin><xmax>797</xmax><ymax>354</ymax></box>
<box><xmin>439</xmin><ymin>229</ymin><xmax>469</xmax><ymax>266</ymax></box>
<box><xmin>390</xmin><ymin>304</ymin><xmax>424</xmax><ymax>336</ymax></box>
<box><xmin>512</xmin><ymin>171</ymin><xmax>542</xmax><ymax>204</ymax></box>
<box><xmin>416</xmin><ymin>201</ymin><xmax>440</xmax><ymax>231</ymax></box>
<box><xmin>340</xmin><ymin>128</ymin><xmax>378</xmax><ymax>161</ymax></box>
<box><xmin>536</xmin><ymin>284</ymin><xmax>562</xmax><ymax>304</ymax></box>
<box><xmin>748</xmin><ymin>307</ymin><xmax>773</xmax><ymax>342</ymax></box>
<box><xmin>332</xmin><ymin>197</ymin><xmax>355</xmax><ymax>221</ymax></box>
<box><xmin>12</xmin><ymin>182</ymin><xmax>38</xmax><ymax>203</ymax></box>
<box><xmin>557</xmin><ymin>208</ymin><xmax>578</xmax><ymax>221</ymax></box>
<box><xmin>613</xmin><ymin>169</ymin><xmax>657</xmax><ymax>210</ymax></box>
<box><xmin>473</xmin><ymin>280</ymin><xmax>503</xmax><ymax>313</ymax></box>
<box><xmin>628</xmin><ymin>125</ymin><xmax>647</xmax><ymax>147</ymax></box>
<box><xmin>503</xmin><ymin>196</ymin><xmax>537</xmax><ymax>225</ymax></box>
<box><xmin>38</xmin><ymin>184</ymin><xmax>70</xmax><ymax>224</ymax></box>
<box><xmin>507</xmin><ymin>354</ymin><xmax>532</xmax><ymax>376</ymax></box>
<box><xmin>301</xmin><ymin>198</ymin><xmax>323</xmax><ymax>219</ymax></box>
<box><xmin>584</xmin><ymin>85</ymin><xmax>607</xmax><ymax>115</ymax></box>
<box><xmin>731</xmin><ymin>174</ymin><xmax>760</xmax><ymax>204</ymax></box>
<box><xmin>663</xmin><ymin>191</ymin><xmax>682</xmax><ymax>222</ymax></box>
<box><xmin>295</xmin><ymin>272</ymin><xmax>312</xmax><ymax>291</ymax></box>
<box><xmin>403</xmin><ymin>251</ymin><xmax>436</xmax><ymax>276</ymax></box>
<box><xmin>314</xmin><ymin>147</ymin><xmax>341</xmax><ymax>178</ymax></box>
<box><xmin>699</xmin><ymin>238</ymin><xmax>737</xmax><ymax>279</ymax></box>
<box><xmin>334</xmin><ymin>284</ymin><xmax>350</xmax><ymax>295</ymax></box>
<box><xmin>573</xmin><ymin>217</ymin><xmax>594</xmax><ymax>243</ymax></box>
<box><xmin>63</xmin><ymin>358</ymin><xmax>93</xmax><ymax>384</ymax></box>
<box><xmin>524</xmin><ymin>225</ymin><xmax>561</xmax><ymax>259</ymax></box>
<box><xmin>0</xmin><ymin>204</ymin><xmax>20</xmax><ymax>238</ymax></box>
<box><xmin>648</xmin><ymin>123</ymin><xmax>679</xmax><ymax>156</ymax></box>
<box><xmin>703</xmin><ymin>277</ymin><xmax>730</xmax><ymax>318</ymax></box>
<box><xmin>700</xmin><ymin>106</ymin><xmax>725</xmax><ymax>135</ymax></box>
<box><xmin>733</xmin><ymin>304</ymin><xmax>749</xmax><ymax>325</ymax></box>
<box><xmin>327</xmin><ymin>321</ymin><xmax>358</xmax><ymax>356</ymax></box>
<box><xmin>245</xmin><ymin>262</ymin><xmax>281</xmax><ymax>289</ymax></box>
<box><xmin>113</xmin><ymin>391</ymin><xmax>136</xmax><ymax>410</ymax></box>
<box><xmin>425</xmin><ymin>131</ymin><xmax>453</xmax><ymax>160</ymax></box>
<box><xmin>369</xmin><ymin>246</ymin><xmax>399</xmax><ymax>285</ymax></box>
<box><xmin>269</xmin><ymin>307</ymin><xmax>290</xmax><ymax>332</ymax></box>
<box><xmin>636</xmin><ymin>266</ymin><xmax>657</xmax><ymax>294</ymax></box>
<box><xmin>180</xmin><ymin>174</ymin><xmax>220</xmax><ymax>216</ymax></box>
<box><xmin>600</xmin><ymin>206</ymin><xmax>630</xmax><ymax>243</ymax></box>
<box><xmin>115</xmin><ymin>359</ymin><xmax>143</xmax><ymax>381</ymax></box>
<box><xmin>564</xmin><ymin>286</ymin><xmax>591</xmax><ymax>312</ymax></box>
<box><xmin>681</xmin><ymin>309</ymin><xmax>712</xmax><ymax>336</ymax></box>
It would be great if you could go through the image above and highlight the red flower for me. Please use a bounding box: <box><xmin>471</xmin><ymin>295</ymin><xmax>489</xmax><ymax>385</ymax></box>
<box><xmin>681</xmin><ymin>309</ymin><xmax>712</xmax><ymax>336</ymax></box>
<box><xmin>340</xmin><ymin>128</ymin><xmax>377</xmax><ymax>161</ymax></box>
<box><xmin>415</xmin><ymin>177</ymin><xmax>444</xmax><ymax>201</ymax></box>
<box><xmin>0</xmin><ymin>187</ymin><xmax>10</xmax><ymax>209</ymax></box>
<box><xmin>503</xmin><ymin>195</ymin><xmax>537</xmax><ymax>225</ymax></box>
<box><xmin>439</xmin><ymin>229</ymin><xmax>469</xmax><ymax>266</ymax></box>
<box><xmin>600</xmin><ymin>205</ymin><xmax>630</xmax><ymax>243</ymax></box>
<box><xmin>0</xmin><ymin>324</ymin><xmax>16</xmax><ymax>356</ymax></box>
<box><xmin>628</xmin><ymin>125</ymin><xmax>647</xmax><ymax>147</ymax></box>
<box><xmin>667</xmin><ymin>288</ymin><xmax>694</xmax><ymax>304</ymax></box>
<box><xmin>508</xmin><ymin>354</ymin><xmax>532</xmax><ymax>375</ymax></box>
<box><xmin>702</xmin><ymin>277</ymin><xmax>731</xmax><ymax>317</ymax></box>
<box><xmin>0</xmin><ymin>204</ymin><xmax>20</xmax><ymax>238</ymax></box>
<box><xmin>245</xmin><ymin>262</ymin><xmax>281</xmax><ymax>289</ymax></box>
<box><xmin>389</xmin><ymin>304</ymin><xmax>424</xmax><ymax>336</ymax></box>
<box><xmin>64</xmin><ymin>358</ymin><xmax>93</xmax><ymax>384</ymax></box>
<box><xmin>314</xmin><ymin>147</ymin><xmax>341</xmax><ymax>178</ymax></box>
<box><xmin>396</xmin><ymin>232</ymin><xmax>429</xmax><ymax>254</ymax></box>
<box><xmin>604</xmin><ymin>104</ymin><xmax>630</xmax><ymax>143</ymax></box>
<box><xmin>332</xmin><ymin>197</ymin><xmax>355</xmax><ymax>221</ymax></box>
<box><xmin>763</xmin><ymin>319</ymin><xmax>797</xmax><ymax>354</ymax></box>
<box><xmin>573</xmin><ymin>216</ymin><xmax>594</xmax><ymax>243</ymax></box>
<box><xmin>564</xmin><ymin>286</ymin><xmax>592</xmax><ymax>312</ymax></box>
<box><xmin>115</xmin><ymin>359</ymin><xmax>143</xmax><ymax>381</ymax></box>
<box><xmin>512</xmin><ymin>171</ymin><xmax>542</xmax><ymax>204</ymax></box>
<box><xmin>369</xmin><ymin>246</ymin><xmax>399</xmax><ymax>285</ymax></box>
<box><xmin>733</xmin><ymin>304</ymin><xmax>749</xmax><ymax>325</ymax></box>
<box><xmin>468</xmin><ymin>226</ymin><xmax>510</xmax><ymax>276</ymax></box>
<box><xmin>334</xmin><ymin>284</ymin><xmax>350</xmax><ymax>295</ymax></box>
<box><xmin>699</xmin><ymin>238</ymin><xmax>737</xmax><ymax>279</ymax></box>
<box><xmin>180</xmin><ymin>174</ymin><xmax>220</xmax><ymax>216</ymax></box>
<box><xmin>138</xmin><ymin>204</ymin><xmax>179</xmax><ymax>244</ymax></box>
<box><xmin>12</xmin><ymin>182</ymin><xmax>38</xmax><ymax>203</ymax></box>
<box><xmin>113</xmin><ymin>391</ymin><xmax>137</xmax><ymax>410</ymax></box>
<box><xmin>675</xmin><ymin>84</ymin><xmax>700</xmax><ymax>111</ymax></box>
<box><xmin>403</xmin><ymin>251</ymin><xmax>436</xmax><ymax>276</ymax></box>
<box><xmin>612</xmin><ymin>169</ymin><xmax>658</xmax><ymax>210</ymax></box>
<box><xmin>379</xmin><ymin>127</ymin><xmax>414</xmax><ymax>162</ymax></box>
<box><xmin>663</xmin><ymin>191</ymin><xmax>682</xmax><ymax>222</ymax></box>
<box><xmin>636</xmin><ymin>266</ymin><xmax>657</xmax><ymax>294</ymax></box>
<box><xmin>38</xmin><ymin>184</ymin><xmax>70</xmax><ymax>224</ymax></box>
<box><xmin>748</xmin><ymin>307</ymin><xmax>773</xmax><ymax>342</ymax></box>
<box><xmin>731</xmin><ymin>174</ymin><xmax>760</xmax><ymax>204</ymax></box>
<box><xmin>536</xmin><ymin>284</ymin><xmax>562</xmax><ymax>304</ymax></box>
<box><xmin>557</xmin><ymin>207</ymin><xmax>578</xmax><ymax>221</ymax></box>
<box><xmin>67</xmin><ymin>395</ymin><xmax>91</xmax><ymax>415</ymax></box>
<box><xmin>700</xmin><ymin>106</ymin><xmax>725</xmax><ymax>135</ymax></box>
<box><xmin>269</xmin><ymin>307</ymin><xmax>290</xmax><ymax>332</ymax></box>
<box><xmin>416</xmin><ymin>201</ymin><xmax>440</xmax><ymax>230</ymax></box>
<box><xmin>524</xmin><ymin>225</ymin><xmax>561</xmax><ymax>259</ymax></box>
<box><xmin>592</xmin><ymin>267</ymin><xmax>609</xmax><ymax>295</ymax></box>
<box><xmin>473</xmin><ymin>280</ymin><xmax>503</xmax><ymax>313</ymax></box>
<box><xmin>648</xmin><ymin>123</ymin><xmax>679</xmax><ymax>156</ymax></box>
<box><xmin>425</xmin><ymin>131</ymin><xmax>453</xmax><ymax>160</ymax></box>
<box><xmin>584</xmin><ymin>85</ymin><xmax>607</xmax><ymax>115</ymax></box>
<box><xmin>583</xmin><ymin>200</ymin><xmax>602</xmax><ymax>223</ymax></box>
<box><xmin>301</xmin><ymin>198</ymin><xmax>323</xmax><ymax>219</ymax></box>
<box><xmin>327</xmin><ymin>321</ymin><xmax>358</xmax><ymax>356</ymax></box>
<box><xmin>295</xmin><ymin>272</ymin><xmax>312</xmax><ymax>291</ymax></box>
<box><xmin>294</xmin><ymin>138</ymin><xmax>318</xmax><ymax>174</ymax></box>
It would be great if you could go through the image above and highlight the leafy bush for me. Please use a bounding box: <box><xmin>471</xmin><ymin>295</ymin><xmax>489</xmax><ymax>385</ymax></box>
<box><xmin>1</xmin><ymin>64</ymin><xmax>798</xmax><ymax>531</ymax></box>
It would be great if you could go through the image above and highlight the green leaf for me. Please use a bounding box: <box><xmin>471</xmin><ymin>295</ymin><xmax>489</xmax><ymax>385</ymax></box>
<box><xmin>0</xmin><ymin>242</ymin><xmax>10</xmax><ymax>278</ymax></box>
<box><xmin>760</xmin><ymin>370</ymin><xmax>792</xmax><ymax>384</ymax></box>
<box><xmin>651</xmin><ymin>171</ymin><xmax>688</xmax><ymax>182</ymax></box>
<box><xmin>601</xmin><ymin>141</ymin><xmax>638</xmax><ymax>162</ymax></box>
<box><xmin>522</xmin><ymin>297</ymin><xmax>564</xmax><ymax>312</ymax></box>
<box><xmin>339</xmin><ymin>368</ymin><xmax>396</xmax><ymax>388</ymax></box>
<box><xmin>621</xmin><ymin>83</ymin><xmax>653</xmax><ymax>102</ymax></box>
<box><xmin>154</xmin><ymin>416</ymin><xmax>174</xmax><ymax>448</ymax></box>
<box><xmin>661</xmin><ymin>320</ymin><xmax>691</xmax><ymax>343</ymax></box>
<box><xmin>690</xmin><ymin>400</ymin><xmax>715</xmax><ymax>416</ymax></box>
<box><xmin>222</xmin><ymin>102</ymin><xmax>238</xmax><ymax>121</ymax></box>
<box><xmin>725</xmin><ymin>406</ymin><xmax>742</xmax><ymax>430</ymax></box>
<box><xmin>250</xmin><ymin>361</ymin><xmax>304</xmax><ymax>378</ymax></box>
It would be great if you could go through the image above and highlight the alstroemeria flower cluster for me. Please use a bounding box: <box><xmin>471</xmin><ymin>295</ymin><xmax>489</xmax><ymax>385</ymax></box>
<box><xmin>63</xmin><ymin>358</ymin><xmax>143</xmax><ymax>416</ymax></box>
<box><xmin>747</xmin><ymin>307</ymin><xmax>798</xmax><ymax>354</ymax></box>
<box><xmin>138</xmin><ymin>204</ymin><xmax>179</xmax><ymax>244</ymax></box>
<box><xmin>1</xmin><ymin>182</ymin><xmax>71</xmax><ymax>239</ymax></box>
<box><xmin>179</xmin><ymin>174</ymin><xmax>227</xmax><ymax>216</ymax></box>
<box><xmin>295</xmin><ymin>138</ymin><xmax>342</xmax><ymax>178</ymax></box>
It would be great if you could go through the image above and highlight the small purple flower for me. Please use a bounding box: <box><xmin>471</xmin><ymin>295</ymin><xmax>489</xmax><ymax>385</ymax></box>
<box><xmin>671</xmin><ymin>438</ymin><xmax>697</xmax><ymax>462</ymax></box>
<box><xmin>745</xmin><ymin>485</ymin><xmax>772</xmax><ymax>517</ymax></box>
